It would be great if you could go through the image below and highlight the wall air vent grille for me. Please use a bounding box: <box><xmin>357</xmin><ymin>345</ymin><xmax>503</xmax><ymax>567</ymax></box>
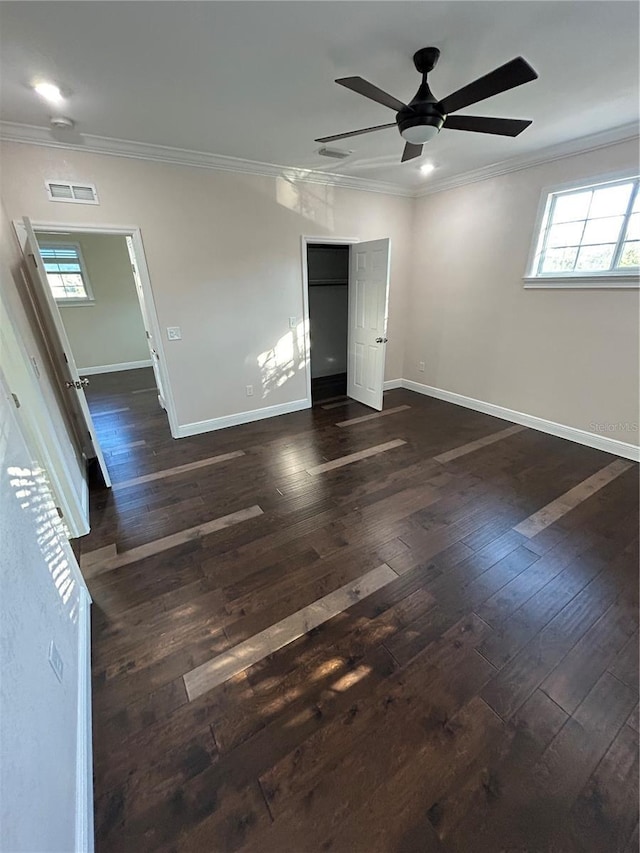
<box><xmin>45</xmin><ymin>180</ymin><xmax>99</xmax><ymax>205</ymax></box>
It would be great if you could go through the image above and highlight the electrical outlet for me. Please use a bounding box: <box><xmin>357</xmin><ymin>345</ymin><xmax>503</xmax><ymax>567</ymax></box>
<box><xmin>48</xmin><ymin>641</ymin><xmax>64</xmax><ymax>683</ymax></box>
<box><xmin>289</xmin><ymin>316</ymin><xmax>297</xmax><ymax>329</ymax></box>
<box><xmin>166</xmin><ymin>326</ymin><xmax>182</xmax><ymax>341</ymax></box>
<box><xmin>246</xmin><ymin>385</ymin><xmax>254</xmax><ymax>397</ymax></box>
<box><xmin>419</xmin><ymin>361</ymin><xmax>425</xmax><ymax>372</ymax></box>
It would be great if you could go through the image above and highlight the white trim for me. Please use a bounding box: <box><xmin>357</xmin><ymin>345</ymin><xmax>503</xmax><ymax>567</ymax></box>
<box><xmin>300</xmin><ymin>236</ymin><xmax>359</xmax><ymax>406</ymax></box>
<box><xmin>80</xmin><ymin>470</ymin><xmax>89</xmax><ymax>528</ymax></box>
<box><xmin>397</xmin><ymin>379</ymin><xmax>639</xmax><ymax>462</ymax></box>
<box><xmin>23</xmin><ymin>220</ymin><xmax>180</xmax><ymax>439</ymax></box>
<box><xmin>383</xmin><ymin>379</ymin><xmax>403</xmax><ymax>390</ymax></box>
<box><xmin>77</xmin><ymin>359</ymin><xmax>153</xmax><ymax>375</ymax></box>
<box><xmin>416</xmin><ymin>124</ymin><xmax>639</xmax><ymax>197</ymax></box>
<box><xmin>0</xmin><ymin>121</ymin><xmax>413</xmax><ymax>199</ymax></box>
<box><xmin>75</xmin><ymin>587</ymin><xmax>94</xmax><ymax>853</ymax></box>
<box><xmin>523</xmin><ymin>275</ymin><xmax>639</xmax><ymax>289</ymax></box>
<box><xmin>177</xmin><ymin>398</ymin><xmax>309</xmax><ymax>438</ymax></box>
<box><xmin>2</xmin><ymin>120</ymin><xmax>636</xmax><ymax>201</ymax></box>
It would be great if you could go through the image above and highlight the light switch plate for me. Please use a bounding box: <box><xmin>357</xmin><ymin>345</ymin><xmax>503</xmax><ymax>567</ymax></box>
<box><xmin>167</xmin><ymin>326</ymin><xmax>182</xmax><ymax>341</ymax></box>
<box><xmin>289</xmin><ymin>316</ymin><xmax>297</xmax><ymax>329</ymax></box>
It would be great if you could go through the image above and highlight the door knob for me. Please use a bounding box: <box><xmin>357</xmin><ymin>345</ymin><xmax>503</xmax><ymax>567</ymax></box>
<box><xmin>65</xmin><ymin>378</ymin><xmax>90</xmax><ymax>390</ymax></box>
<box><xmin>375</xmin><ymin>337</ymin><xmax>388</xmax><ymax>343</ymax></box>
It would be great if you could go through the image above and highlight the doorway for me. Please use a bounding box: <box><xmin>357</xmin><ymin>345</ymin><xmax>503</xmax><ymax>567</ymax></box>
<box><xmin>13</xmin><ymin>218</ymin><xmax>177</xmax><ymax>530</ymax></box>
<box><xmin>33</xmin><ymin>228</ymin><xmax>171</xmax><ymax>475</ymax></box>
<box><xmin>307</xmin><ymin>243</ymin><xmax>349</xmax><ymax>403</ymax></box>
<box><xmin>302</xmin><ymin>236</ymin><xmax>392</xmax><ymax>411</ymax></box>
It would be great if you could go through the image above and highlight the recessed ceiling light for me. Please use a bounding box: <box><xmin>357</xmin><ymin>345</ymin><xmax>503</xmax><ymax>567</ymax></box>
<box><xmin>420</xmin><ymin>163</ymin><xmax>435</xmax><ymax>176</ymax></box>
<box><xmin>33</xmin><ymin>82</ymin><xmax>64</xmax><ymax>104</ymax></box>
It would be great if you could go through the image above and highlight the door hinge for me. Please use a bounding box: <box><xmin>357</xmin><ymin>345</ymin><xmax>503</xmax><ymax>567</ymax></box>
<box><xmin>11</xmin><ymin>393</ymin><xmax>20</xmax><ymax>409</ymax></box>
<box><xmin>55</xmin><ymin>506</ymin><xmax>64</xmax><ymax>519</ymax></box>
<box><xmin>63</xmin><ymin>352</ymin><xmax>69</xmax><ymax>364</ymax></box>
<box><xmin>145</xmin><ymin>331</ymin><xmax>151</xmax><ymax>339</ymax></box>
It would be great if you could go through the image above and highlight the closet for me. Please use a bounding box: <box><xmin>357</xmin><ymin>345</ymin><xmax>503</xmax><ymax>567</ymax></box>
<box><xmin>307</xmin><ymin>244</ymin><xmax>349</xmax><ymax>402</ymax></box>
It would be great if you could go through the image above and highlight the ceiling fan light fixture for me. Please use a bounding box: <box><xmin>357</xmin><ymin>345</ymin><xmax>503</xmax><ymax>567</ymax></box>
<box><xmin>400</xmin><ymin>123</ymin><xmax>440</xmax><ymax>145</ymax></box>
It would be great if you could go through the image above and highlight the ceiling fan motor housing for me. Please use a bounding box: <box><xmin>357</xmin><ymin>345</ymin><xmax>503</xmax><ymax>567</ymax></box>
<box><xmin>397</xmin><ymin>75</ymin><xmax>445</xmax><ymax>143</ymax></box>
<box><xmin>397</xmin><ymin>101</ymin><xmax>445</xmax><ymax>142</ymax></box>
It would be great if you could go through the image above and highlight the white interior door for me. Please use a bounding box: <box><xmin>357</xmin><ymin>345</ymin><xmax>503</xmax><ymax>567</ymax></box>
<box><xmin>125</xmin><ymin>236</ymin><xmax>167</xmax><ymax>408</ymax></box>
<box><xmin>17</xmin><ymin>217</ymin><xmax>112</xmax><ymax>488</ymax></box>
<box><xmin>347</xmin><ymin>238</ymin><xmax>391</xmax><ymax>411</ymax></box>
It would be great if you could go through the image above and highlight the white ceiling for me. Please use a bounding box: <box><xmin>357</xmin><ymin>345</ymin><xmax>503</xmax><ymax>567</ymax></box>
<box><xmin>1</xmin><ymin>1</ymin><xmax>638</xmax><ymax>192</ymax></box>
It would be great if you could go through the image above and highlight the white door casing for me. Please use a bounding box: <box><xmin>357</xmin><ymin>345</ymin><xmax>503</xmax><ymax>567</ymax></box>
<box><xmin>125</xmin><ymin>236</ymin><xmax>167</xmax><ymax>408</ymax></box>
<box><xmin>17</xmin><ymin>217</ymin><xmax>112</xmax><ymax>488</ymax></box>
<box><xmin>347</xmin><ymin>238</ymin><xmax>391</xmax><ymax>411</ymax></box>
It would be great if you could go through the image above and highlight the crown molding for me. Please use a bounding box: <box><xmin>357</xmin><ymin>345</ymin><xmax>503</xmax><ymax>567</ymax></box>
<box><xmin>1</xmin><ymin>120</ymin><xmax>637</xmax><ymax>201</ymax></box>
<box><xmin>0</xmin><ymin>120</ymin><xmax>414</xmax><ymax>198</ymax></box>
<box><xmin>415</xmin><ymin>123</ymin><xmax>639</xmax><ymax>197</ymax></box>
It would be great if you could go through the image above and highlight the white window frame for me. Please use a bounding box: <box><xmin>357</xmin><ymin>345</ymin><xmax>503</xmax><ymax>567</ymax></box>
<box><xmin>39</xmin><ymin>241</ymin><xmax>95</xmax><ymax>305</ymax></box>
<box><xmin>524</xmin><ymin>171</ymin><xmax>640</xmax><ymax>289</ymax></box>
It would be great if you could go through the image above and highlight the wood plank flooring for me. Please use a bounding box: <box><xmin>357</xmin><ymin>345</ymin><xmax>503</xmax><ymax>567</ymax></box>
<box><xmin>81</xmin><ymin>368</ymin><xmax>639</xmax><ymax>853</ymax></box>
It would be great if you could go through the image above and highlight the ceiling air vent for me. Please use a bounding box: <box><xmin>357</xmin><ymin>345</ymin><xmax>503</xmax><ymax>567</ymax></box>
<box><xmin>317</xmin><ymin>146</ymin><xmax>352</xmax><ymax>160</ymax></box>
<box><xmin>45</xmin><ymin>180</ymin><xmax>99</xmax><ymax>205</ymax></box>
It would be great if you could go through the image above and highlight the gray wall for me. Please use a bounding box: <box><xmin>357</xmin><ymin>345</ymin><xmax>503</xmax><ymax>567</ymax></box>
<box><xmin>405</xmin><ymin>138</ymin><xmax>639</xmax><ymax>446</ymax></box>
<box><xmin>0</xmin><ymin>377</ymin><xmax>84</xmax><ymax>852</ymax></box>
<box><xmin>0</xmin><ymin>141</ymin><xmax>411</xmax><ymax>427</ymax></box>
<box><xmin>37</xmin><ymin>232</ymin><xmax>150</xmax><ymax>371</ymax></box>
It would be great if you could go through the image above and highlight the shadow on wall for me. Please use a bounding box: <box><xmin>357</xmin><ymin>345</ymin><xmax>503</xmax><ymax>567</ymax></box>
<box><xmin>257</xmin><ymin>321</ymin><xmax>307</xmax><ymax>400</ymax></box>
<box><xmin>4</xmin><ymin>441</ymin><xmax>78</xmax><ymax>622</ymax></box>
<box><xmin>276</xmin><ymin>173</ymin><xmax>336</xmax><ymax>230</ymax></box>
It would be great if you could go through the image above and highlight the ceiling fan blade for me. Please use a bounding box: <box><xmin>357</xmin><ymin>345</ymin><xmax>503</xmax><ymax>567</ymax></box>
<box><xmin>315</xmin><ymin>122</ymin><xmax>397</xmax><ymax>143</ymax></box>
<box><xmin>443</xmin><ymin>115</ymin><xmax>532</xmax><ymax>136</ymax></box>
<box><xmin>401</xmin><ymin>142</ymin><xmax>423</xmax><ymax>162</ymax></box>
<box><xmin>336</xmin><ymin>77</ymin><xmax>406</xmax><ymax>112</ymax></box>
<box><xmin>438</xmin><ymin>57</ymin><xmax>538</xmax><ymax>115</ymax></box>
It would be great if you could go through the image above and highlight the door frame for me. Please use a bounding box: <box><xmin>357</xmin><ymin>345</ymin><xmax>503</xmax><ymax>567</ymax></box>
<box><xmin>300</xmin><ymin>235</ymin><xmax>359</xmax><ymax>405</ymax></box>
<box><xmin>14</xmin><ymin>220</ymin><xmax>179</xmax><ymax>438</ymax></box>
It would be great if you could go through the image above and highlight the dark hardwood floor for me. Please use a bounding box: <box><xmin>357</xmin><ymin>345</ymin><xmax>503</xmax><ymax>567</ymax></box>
<box><xmin>81</xmin><ymin>368</ymin><xmax>639</xmax><ymax>853</ymax></box>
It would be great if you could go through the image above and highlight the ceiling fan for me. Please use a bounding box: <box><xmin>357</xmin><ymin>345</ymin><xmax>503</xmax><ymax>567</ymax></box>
<box><xmin>316</xmin><ymin>47</ymin><xmax>538</xmax><ymax>163</ymax></box>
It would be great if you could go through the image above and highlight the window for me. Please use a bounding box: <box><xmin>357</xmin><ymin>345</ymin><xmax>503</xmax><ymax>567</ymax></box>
<box><xmin>527</xmin><ymin>175</ymin><xmax>640</xmax><ymax>285</ymax></box>
<box><xmin>39</xmin><ymin>243</ymin><xmax>94</xmax><ymax>304</ymax></box>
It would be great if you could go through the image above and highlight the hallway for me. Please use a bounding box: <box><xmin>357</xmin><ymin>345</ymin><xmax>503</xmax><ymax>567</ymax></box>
<box><xmin>81</xmin><ymin>373</ymin><xmax>639</xmax><ymax>853</ymax></box>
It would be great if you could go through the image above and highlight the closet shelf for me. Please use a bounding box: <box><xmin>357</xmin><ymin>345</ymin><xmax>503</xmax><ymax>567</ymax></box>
<box><xmin>308</xmin><ymin>278</ymin><xmax>348</xmax><ymax>286</ymax></box>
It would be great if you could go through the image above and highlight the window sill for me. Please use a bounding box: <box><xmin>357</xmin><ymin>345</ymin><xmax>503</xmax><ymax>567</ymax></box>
<box><xmin>55</xmin><ymin>299</ymin><xmax>96</xmax><ymax>307</ymax></box>
<box><xmin>523</xmin><ymin>275</ymin><xmax>639</xmax><ymax>290</ymax></box>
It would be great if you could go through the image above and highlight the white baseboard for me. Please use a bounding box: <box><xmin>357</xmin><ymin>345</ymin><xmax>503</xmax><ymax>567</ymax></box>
<box><xmin>75</xmin><ymin>587</ymin><xmax>94</xmax><ymax>853</ymax></box>
<box><xmin>176</xmin><ymin>398</ymin><xmax>310</xmax><ymax>438</ymax></box>
<box><xmin>383</xmin><ymin>379</ymin><xmax>403</xmax><ymax>390</ymax></box>
<box><xmin>77</xmin><ymin>359</ymin><xmax>153</xmax><ymax>376</ymax></box>
<box><xmin>400</xmin><ymin>378</ymin><xmax>639</xmax><ymax>462</ymax></box>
